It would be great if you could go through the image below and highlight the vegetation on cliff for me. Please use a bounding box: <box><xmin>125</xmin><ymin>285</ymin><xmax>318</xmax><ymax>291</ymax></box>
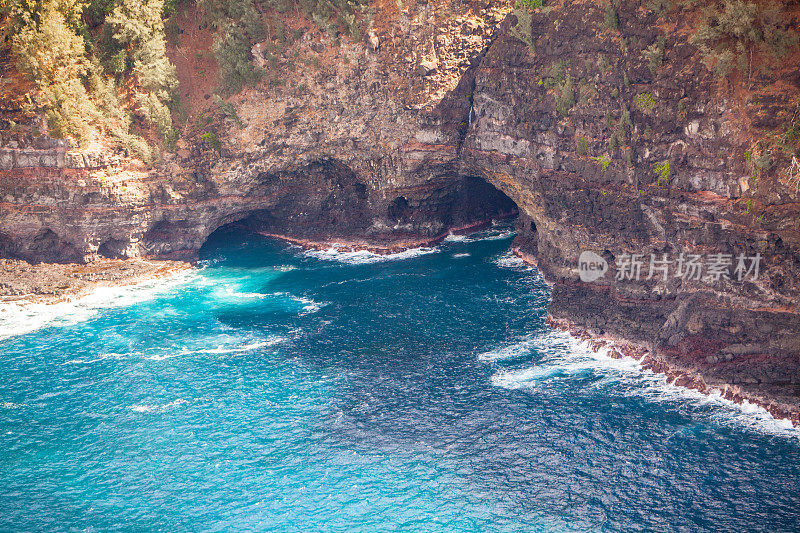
<box><xmin>0</xmin><ymin>0</ymin><xmax>796</xmax><ymax>174</ymax></box>
<box><xmin>0</xmin><ymin>0</ymin><xmax>370</xmax><ymax>158</ymax></box>
<box><xmin>1</xmin><ymin>0</ymin><xmax>177</xmax><ymax>159</ymax></box>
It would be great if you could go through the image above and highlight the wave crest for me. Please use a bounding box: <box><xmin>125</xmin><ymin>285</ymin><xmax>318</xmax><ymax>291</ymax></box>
<box><xmin>302</xmin><ymin>246</ymin><xmax>438</xmax><ymax>265</ymax></box>
<box><xmin>0</xmin><ymin>270</ymin><xmax>197</xmax><ymax>342</ymax></box>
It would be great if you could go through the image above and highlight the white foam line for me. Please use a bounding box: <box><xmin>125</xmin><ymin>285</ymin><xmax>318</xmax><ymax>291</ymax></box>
<box><xmin>148</xmin><ymin>337</ymin><xmax>286</xmax><ymax>361</ymax></box>
<box><xmin>221</xmin><ymin>287</ymin><xmax>271</xmax><ymax>299</ymax></box>
<box><xmin>303</xmin><ymin>246</ymin><xmax>438</xmax><ymax>265</ymax></box>
<box><xmin>493</xmin><ymin>250</ymin><xmax>532</xmax><ymax>270</ymax></box>
<box><xmin>478</xmin><ymin>337</ymin><xmax>536</xmax><ymax>362</ymax></box>
<box><xmin>444</xmin><ymin>229</ymin><xmax>517</xmax><ymax>244</ymax></box>
<box><xmin>487</xmin><ymin>330</ymin><xmax>800</xmax><ymax>438</ymax></box>
<box><xmin>293</xmin><ymin>296</ymin><xmax>327</xmax><ymax>315</ymax></box>
<box><xmin>0</xmin><ymin>270</ymin><xmax>198</xmax><ymax>342</ymax></box>
<box><xmin>130</xmin><ymin>398</ymin><xmax>188</xmax><ymax>414</ymax></box>
<box><xmin>195</xmin><ymin>339</ymin><xmax>284</xmax><ymax>354</ymax></box>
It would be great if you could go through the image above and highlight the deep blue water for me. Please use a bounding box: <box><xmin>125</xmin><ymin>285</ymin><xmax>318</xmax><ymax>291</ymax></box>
<box><xmin>2</xmin><ymin>227</ymin><xmax>800</xmax><ymax>532</ymax></box>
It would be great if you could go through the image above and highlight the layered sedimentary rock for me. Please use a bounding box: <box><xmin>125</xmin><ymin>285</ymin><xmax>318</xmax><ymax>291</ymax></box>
<box><xmin>1</xmin><ymin>1</ymin><xmax>799</xmax><ymax>419</ymax></box>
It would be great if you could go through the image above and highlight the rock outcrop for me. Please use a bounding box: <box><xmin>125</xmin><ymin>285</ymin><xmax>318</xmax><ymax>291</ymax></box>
<box><xmin>1</xmin><ymin>1</ymin><xmax>799</xmax><ymax>420</ymax></box>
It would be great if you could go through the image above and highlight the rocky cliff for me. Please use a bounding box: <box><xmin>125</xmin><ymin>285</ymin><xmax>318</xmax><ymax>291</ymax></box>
<box><xmin>1</xmin><ymin>0</ymin><xmax>799</xmax><ymax>420</ymax></box>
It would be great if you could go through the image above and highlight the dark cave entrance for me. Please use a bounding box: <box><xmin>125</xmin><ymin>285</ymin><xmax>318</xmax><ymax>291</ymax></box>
<box><xmin>198</xmin><ymin>172</ymin><xmax>520</xmax><ymax>255</ymax></box>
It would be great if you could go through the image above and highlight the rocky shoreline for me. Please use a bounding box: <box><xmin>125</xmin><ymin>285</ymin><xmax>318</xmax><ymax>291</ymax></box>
<box><xmin>0</xmin><ymin>257</ymin><xmax>192</xmax><ymax>305</ymax></box>
<box><xmin>548</xmin><ymin>318</ymin><xmax>800</xmax><ymax>426</ymax></box>
<box><xmin>510</xmin><ymin>246</ymin><xmax>800</xmax><ymax>427</ymax></box>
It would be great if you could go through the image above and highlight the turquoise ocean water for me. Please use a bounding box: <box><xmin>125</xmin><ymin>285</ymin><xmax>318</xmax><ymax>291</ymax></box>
<box><xmin>1</xmin><ymin>226</ymin><xmax>799</xmax><ymax>531</ymax></box>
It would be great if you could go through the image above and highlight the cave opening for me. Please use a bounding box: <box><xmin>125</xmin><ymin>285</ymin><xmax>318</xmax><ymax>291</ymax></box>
<box><xmin>197</xmin><ymin>173</ymin><xmax>520</xmax><ymax>256</ymax></box>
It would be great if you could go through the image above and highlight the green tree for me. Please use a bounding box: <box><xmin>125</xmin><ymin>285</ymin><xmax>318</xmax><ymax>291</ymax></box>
<box><xmin>12</xmin><ymin>0</ymin><xmax>100</xmax><ymax>144</ymax></box>
<box><xmin>107</xmin><ymin>0</ymin><xmax>177</xmax><ymax>139</ymax></box>
<box><xmin>692</xmin><ymin>0</ymin><xmax>799</xmax><ymax>78</ymax></box>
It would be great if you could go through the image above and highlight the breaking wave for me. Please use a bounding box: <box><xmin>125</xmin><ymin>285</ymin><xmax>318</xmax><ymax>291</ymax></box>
<box><xmin>302</xmin><ymin>246</ymin><xmax>439</xmax><ymax>265</ymax></box>
<box><xmin>485</xmin><ymin>330</ymin><xmax>800</xmax><ymax>439</ymax></box>
<box><xmin>493</xmin><ymin>250</ymin><xmax>531</xmax><ymax>270</ymax></box>
<box><xmin>443</xmin><ymin>227</ymin><xmax>517</xmax><ymax>244</ymax></box>
<box><xmin>0</xmin><ymin>270</ymin><xmax>198</xmax><ymax>342</ymax></box>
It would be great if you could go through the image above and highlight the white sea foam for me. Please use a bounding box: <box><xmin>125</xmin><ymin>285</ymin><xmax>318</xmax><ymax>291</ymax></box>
<box><xmin>478</xmin><ymin>335</ymin><xmax>539</xmax><ymax>362</ymax></box>
<box><xmin>0</xmin><ymin>270</ymin><xmax>198</xmax><ymax>342</ymax></box>
<box><xmin>493</xmin><ymin>251</ymin><xmax>531</xmax><ymax>270</ymax></box>
<box><xmin>148</xmin><ymin>351</ymin><xmax>184</xmax><ymax>362</ymax></box>
<box><xmin>474</xmin><ymin>229</ymin><xmax>517</xmax><ymax>241</ymax></box>
<box><xmin>294</xmin><ymin>296</ymin><xmax>326</xmax><ymax>315</ymax></box>
<box><xmin>303</xmin><ymin>246</ymin><xmax>438</xmax><ymax>265</ymax></box>
<box><xmin>486</xmin><ymin>330</ymin><xmax>800</xmax><ymax>438</ymax></box>
<box><xmin>221</xmin><ymin>287</ymin><xmax>271</xmax><ymax>299</ymax></box>
<box><xmin>148</xmin><ymin>337</ymin><xmax>286</xmax><ymax>361</ymax></box>
<box><xmin>452</xmin><ymin>253</ymin><xmax>471</xmax><ymax>258</ymax></box>
<box><xmin>130</xmin><ymin>398</ymin><xmax>187</xmax><ymax>413</ymax></box>
<box><xmin>195</xmin><ymin>339</ymin><xmax>284</xmax><ymax>354</ymax></box>
<box><xmin>444</xmin><ymin>228</ymin><xmax>517</xmax><ymax>244</ymax></box>
<box><xmin>213</xmin><ymin>286</ymin><xmax>325</xmax><ymax>315</ymax></box>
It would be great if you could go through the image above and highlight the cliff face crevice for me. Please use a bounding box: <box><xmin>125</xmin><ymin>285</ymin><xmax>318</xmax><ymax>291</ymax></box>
<box><xmin>1</xmin><ymin>1</ymin><xmax>799</xmax><ymax>419</ymax></box>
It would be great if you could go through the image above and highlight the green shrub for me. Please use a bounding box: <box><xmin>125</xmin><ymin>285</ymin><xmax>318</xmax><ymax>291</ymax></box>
<box><xmin>543</xmin><ymin>60</ymin><xmax>569</xmax><ymax>89</ymax></box>
<box><xmin>753</xmin><ymin>151</ymin><xmax>773</xmax><ymax>172</ymax></box>
<box><xmin>608</xmin><ymin>133</ymin><xmax>618</xmax><ymax>152</ymax></box>
<box><xmin>593</xmin><ymin>154</ymin><xmax>611</xmax><ymax>172</ymax></box>
<box><xmin>298</xmin><ymin>0</ymin><xmax>369</xmax><ymax>42</ymax></box>
<box><xmin>635</xmin><ymin>92</ymin><xmax>656</xmax><ymax>111</ymax></box>
<box><xmin>654</xmin><ymin>160</ymin><xmax>671</xmax><ymax>184</ymax></box>
<box><xmin>201</xmin><ymin>130</ymin><xmax>221</xmax><ymax>152</ymax></box>
<box><xmin>555</xmin><ymin>75</ymin><xmax>575</xmax><ymax>116</ymax></box>
<box><xmin>642</xmin><ymin>37</ymin><xmax>666</xmax><ymax>74</ymax></box>
<box><xmin>510</xmin><ymin>0</ymin><xmax>535</xmax><ymax>52</ymax></box>
<box><xmin>620</xmin><ymin>105</ymin><xmax>633</xmax><ymax>129</ymax></box>
<box><xmin>107</xmin><ymin>0</ymin><xmax>178</xmax><ymax>142</ymax></box>
<box><xmin>213</xmin><ymin>24</ymin><xmax>264</xmax><ymax>95</ymax></box>
<box><xmin>124</xmin><ymin>134</ymin><xmax>154</xmax><ymax>162</ymax></box>
<box><xmin>647</xmin><ymin>0</ymin><xmax>672</xmax><ymax>16</ymax></box>
<box><xmin>542</xmin><ymin>60</ymin><xmax>576</xmax><ymax>116</ymax></box>
<box><xmin>12</xmin><ymin>0</ymin><xmax>99</xmax><ymax>146</ymax></box>
<box><xmin>213</xmin><ymin>95</ymin><xmax>243</xmax><ymax>127</ymax></box>
<box><xmin>691</xmin><ymin>0</ymin><xmax>799</xmax><ymax>78</ymax></box>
